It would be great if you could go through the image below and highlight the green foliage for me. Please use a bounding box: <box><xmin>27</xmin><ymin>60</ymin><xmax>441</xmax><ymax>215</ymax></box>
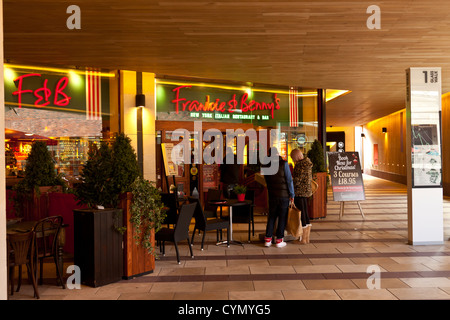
<box><xmin>111</xmin><ymin>133</ymin><xmax>141</xmax><ymax>194</ymax></box>
<box><xmin>129</xmin><ymin>176</ymin><xmax>167</xmax><ymax>256</ymax></box>
<box><xmin>76</xmin><ymin>142</ymin><xmax>117</xmax><ymax>208</ymax></box>
<box><xmin>13</xmin><ymin>141</ymin><xmax>66</xmax><ymax>216</ymax></box>
<box><xmin>307</xmin><ymin>139</ymin><xmax>327</xmax><ymax>174</ymax></box>
<box><xmin>233</xmin><ymin>184</ymin><xmax>247</xmax><ymax>195</ymax></box>
<box><xmin>76</xmin><ymin>133</ymin><xmax>141</xmax><ymax>208</ymax></box>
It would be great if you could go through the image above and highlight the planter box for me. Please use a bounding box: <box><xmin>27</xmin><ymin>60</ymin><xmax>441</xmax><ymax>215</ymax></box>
<box><xmin>308</xmin><ymin>172</ymin><xmax>328</xmax><ymax>219</ymax></box>
<box><xmin>119</xmin><ymin>193</ymin><xmax>155</xmax><ymax>279</ymax></box>
<box><xmin>73</xmin><ymin>208</ymin><xmax>124</xmax><ymax>287</ymax></box>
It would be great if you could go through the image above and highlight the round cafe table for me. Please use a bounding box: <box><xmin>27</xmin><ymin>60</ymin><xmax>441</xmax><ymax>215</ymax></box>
<box><xmin>209</xmin><ymin>199</ymin><xmax>252</xmax><ymax>246</ymax></box>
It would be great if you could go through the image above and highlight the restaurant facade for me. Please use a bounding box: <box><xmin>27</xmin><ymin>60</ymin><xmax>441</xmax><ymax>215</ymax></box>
<box><xmin>3</xmin><ymin>66</ymin><xmax>337</xmax><ymax>213</ymax></box>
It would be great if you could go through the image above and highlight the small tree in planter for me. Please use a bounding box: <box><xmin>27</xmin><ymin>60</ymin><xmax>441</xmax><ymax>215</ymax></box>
<box><xmin>13</xmin><ymin>140</ymin><xmax>66</xmax><ymax>220</ymax></box>
<box><xmin>76</xmin><ymin>132</ymin><xmax>165</xmax><ymax>279</ymax></box>
<box><xmin>76</xmin><ymin>141</ymin><xmax>116</xmax><ymax>209</ymax></box>
<box><xmin>306</xmin><ymin>139</ymin><xmax>328</xmax><ymax>219</ymax></box>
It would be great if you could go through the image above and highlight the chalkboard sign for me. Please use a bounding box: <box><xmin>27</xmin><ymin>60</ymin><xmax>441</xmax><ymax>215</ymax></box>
<box><xmin>328</xmin><ymin>151</ymin><xmax>365</xmax><ymax>202</ymax></box>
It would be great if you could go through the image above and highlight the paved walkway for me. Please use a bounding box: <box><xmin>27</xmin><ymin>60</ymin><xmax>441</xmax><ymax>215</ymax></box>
<box><xmin>8</xmin><ymin>175</ymin><xmax>450</xmax><ymax>300</ymax></box>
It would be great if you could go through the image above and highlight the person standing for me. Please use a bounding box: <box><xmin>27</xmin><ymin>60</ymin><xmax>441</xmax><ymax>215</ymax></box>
<box><xmin>263</xmin><ymin>147</ymin><xmax>295</xmax><ymax>248</ymax></box>
<box><xmin>290</xmin><ymin>149</ymin><xmax>313</xmax><ymax>244</ymax></box>
<box><xmin>220</xmin><ymin>147</ymin><xmax>240</xmax><ymax>198</ymax></box>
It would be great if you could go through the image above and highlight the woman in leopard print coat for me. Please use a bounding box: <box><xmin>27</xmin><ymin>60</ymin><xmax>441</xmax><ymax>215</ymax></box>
<box><xmin>290</xmin><ymin>149</ymin><xmax>313</xmax><ymax>244</ymax></box>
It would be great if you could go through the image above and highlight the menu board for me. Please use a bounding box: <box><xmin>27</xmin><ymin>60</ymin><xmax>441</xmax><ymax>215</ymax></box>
<box><xmin>161</xmin><ymin>143</ymin><xmax>179</xmax><ymax>177</ymax></box>
<box><xmin>328</xmin><ymin>151</ymin><xmax>365</xmax><ymax>202</ymax></box>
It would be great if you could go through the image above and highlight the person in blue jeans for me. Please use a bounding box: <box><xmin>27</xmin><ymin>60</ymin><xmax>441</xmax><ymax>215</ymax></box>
<box><xmin>263</xmin><ymin>148</ymin><xmax>295</xmax><ymax>248</ymax></box>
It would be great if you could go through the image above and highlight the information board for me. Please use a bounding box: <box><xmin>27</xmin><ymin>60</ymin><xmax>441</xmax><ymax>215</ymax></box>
<box><xmin>328</xmin><ymin>151</ymin><xmax>365</xmax><ymax>202</ymax></box>
<box><xmin>406</xmin><ymin>68</ymin><xmax>443</xmax><ymax>188</ymax></box>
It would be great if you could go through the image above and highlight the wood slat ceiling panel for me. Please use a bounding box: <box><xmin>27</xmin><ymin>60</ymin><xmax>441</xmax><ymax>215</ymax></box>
<box><xmin>5</xmin><ymin>0</ymin><xmax>450</xmax><ymax>126</ymax></box>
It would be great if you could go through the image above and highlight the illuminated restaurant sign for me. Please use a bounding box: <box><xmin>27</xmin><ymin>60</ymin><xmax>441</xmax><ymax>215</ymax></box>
<box><xmin>171</xmin><ymin>85</ymin><xmax>281</xmax><ymax>119</ymax></box>
<box><xmin>156</xmin><ymin>80</ymin><xmax>296</xmax><ymax>126</ymax></box>
<box><xmin>4</xmin><ymin>65</ymin><xmax>111</xmax><ymax>118</ymax></box>
<box><xmin>13</xmin><ymin>73</ymin><xmax>71</xmax><ymax>108</ymax></box>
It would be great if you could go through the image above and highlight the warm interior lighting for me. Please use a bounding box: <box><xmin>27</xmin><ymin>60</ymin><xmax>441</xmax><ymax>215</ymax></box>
<box><xmin>4</xmin><ymin>64</ymin><xmax>115</xmax><ymax>78</ymax></box>
<box><xmin>326</xmin><ymin>89</ymin><xmax>351</xmax><ymax>102</ymax></box>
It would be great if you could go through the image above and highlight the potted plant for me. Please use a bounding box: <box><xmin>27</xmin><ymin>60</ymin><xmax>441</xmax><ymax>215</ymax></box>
<box><xmin>306</xmin><ymin>139</ymin><xmax>328</xmax><ymax>219</ymax></box>
<box><xmin>13</xmin><ymin>140</ymin><xmax>66</xmax><ymax>221</ymax></box>
<box><xmin>73</xmin><ymin>140</ymin><xmax>125</xmax><ymax>287</ymax></box>
<box><xmin>234</xmin><ymin>184</ymin><xmax>247</xmax><ymax>201</ymax></box>
<box><xmin>128</xmin><ymin>176</ymin><xmax>167</xmax><ymax>256</ymax></box>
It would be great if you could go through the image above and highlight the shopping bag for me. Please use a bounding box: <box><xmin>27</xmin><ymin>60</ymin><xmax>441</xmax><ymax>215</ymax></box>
<box><xmin>286</xmin><ymin>204</ymin><xmax>303</xmax><ymax>238</ymax></box>
<box><xmin>311</xmin><ymin>179</ymin><xmax>319</xmax><ymax>195</ymax></box>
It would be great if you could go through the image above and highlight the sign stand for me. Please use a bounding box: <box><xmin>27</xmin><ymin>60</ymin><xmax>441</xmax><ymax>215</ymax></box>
<box><xmin>406</xmin><ymin>68</ymin><xmax>444</xmax><ymax>245</ymax></box>
<box><xmin>328</xmin><ymin>151</ymin><xmax>366</xmax><ymax>221</ymax></box>
<box><xmin>339</xmin><ymin>201</ymin><xmax>365</xmax><ymax>220</ymax></box>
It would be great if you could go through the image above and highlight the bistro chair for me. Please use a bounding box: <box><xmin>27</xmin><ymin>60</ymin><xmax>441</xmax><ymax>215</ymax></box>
<box><xmin>230</xmin><ymin>189</ymin><xmax>255</xmax><ymax>242</ymax></box>
<box><xmin>33</xmin><ymin>215</ymin><xmax>65</xmax><ymax>289</ymax></box>
<box><xmin>204</xmin><ymin>188</ymin><xmax>222</xmax><ymax>218</ymax></box>
<box><xmin>155</xmin><ymin>203</ymin><xmax>196</xmax><ymax>264</ymax></box>
<box><xmin>7</xmin><ymin>231</ymin><xmax>40</xmax><ymax>299</ymax></box>
<box><xmin>189</xmin><ymin>197</ymin><xmax>230</xmax><ymax>249</ymax></box>
<box><xmin>161</xmin><ymin>192</ymin><xmax>179</xmax><ymax>227</ymax></box>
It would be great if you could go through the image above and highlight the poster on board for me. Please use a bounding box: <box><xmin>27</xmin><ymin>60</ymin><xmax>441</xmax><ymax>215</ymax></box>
<box><xmin>328</xmin><ymin>151</ymin><xmax>365</xmax><ymax>202</ymax></box>
<box><xmin>161</xmin><ymin>143</ymin><xmax>179</xmax><ymax>176</ymax></box>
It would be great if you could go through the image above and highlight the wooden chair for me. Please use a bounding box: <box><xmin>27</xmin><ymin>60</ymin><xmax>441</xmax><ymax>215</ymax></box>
<box><xmin>7</xmin><ymin>231</ymin><xmax>40</xmax><ymax>299</ymax></box>
<box><xmin>155</xmin><ymin>203</ymin><xmax>196</xmax><ymax>264</ymax></box>
<box><xmin>33</xmin><ymin>216</ymin><xmax>65</xmax><ymax>288</ymax></box>
<box><xmin>189</xmin><ymin>197</ymin><xmax>230</xmax><ymax>249</ymax></box>
<box><xmin>230</xmin><ymin>189</ymin><xmax>255</xmax><ymax>242</ymax></box>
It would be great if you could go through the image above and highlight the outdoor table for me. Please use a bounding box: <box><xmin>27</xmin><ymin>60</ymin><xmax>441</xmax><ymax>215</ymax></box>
<box><xmin>7</xmin><ymin>220</ymin><xmax>67</xmax><ymax>285</ymax></box>
<box><xmin>209</xmin><ymin>199</ymin><xmax>252</xmax><ymax>246</ymax></box>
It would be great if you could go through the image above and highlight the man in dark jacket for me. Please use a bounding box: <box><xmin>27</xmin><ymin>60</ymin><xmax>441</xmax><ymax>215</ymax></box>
<box><xmin>263</xmin><ymin>147</ymin><xmax>295</xmax><ymax>248</ymax></box>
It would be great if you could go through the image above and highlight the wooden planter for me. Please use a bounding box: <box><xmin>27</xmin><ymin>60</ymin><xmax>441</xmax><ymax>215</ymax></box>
<box><xmin>119</xmin><ymin>192</ymin><xmax>155</xmax><ymax>279</ymax></box>
<box><xmin>73</xmin><ymin>208</ymin><xmax>124</xmax><ymax>287</ymax></box>
<box><xmin>308</xmin><ymin>172</ymin><xmax>328</xmax><ymax>219</ymax></box>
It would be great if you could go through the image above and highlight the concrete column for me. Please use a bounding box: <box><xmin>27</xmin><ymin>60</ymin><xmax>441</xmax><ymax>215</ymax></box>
<box><xmin>0</xmin><ymin>0</ymin><xmax>7</xmax><ymax>300</ymax></box>
<box><xmin>120</xmin><ymin>70</ymin><xmax>156</xmax><ymax>181</ymax></box>
<box><xmin>142</xmin><ymin>72</ymin><xmax>156</xmax><ymax>181</ymax></box>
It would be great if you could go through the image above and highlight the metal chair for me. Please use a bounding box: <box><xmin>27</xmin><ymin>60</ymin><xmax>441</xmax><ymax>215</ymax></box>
<box><xmin>204</xmin><ymin>188</ymin><xmax>222</xmax><ymax>218</ymax></box>
<box><xmin>7</xmin><ymin>231</ymin><xmax>40</xmax><ymax>299</ymax></box>
<box><xmin>161</xmin><ymin>192</ymin><xmax>179</xmax><ymax>227</ymax></box>
<box><xmin>33</xmin><ymin>215</ymin><xmax>65</xmax><ymax>288</ymax></box>
<box><xmin>155</xmin><ymin>203</ymin><xmax>196</xmax><ymax>264</ymax></box>
<box><xmin>189</xmin><ymin>197</ymin><xmax>230</xmax><ymax>249</ymax></box>
<box><xmin>230</xmin><ymin>189</ymin><xmax>255</xmax><ymax>242</ymax></box>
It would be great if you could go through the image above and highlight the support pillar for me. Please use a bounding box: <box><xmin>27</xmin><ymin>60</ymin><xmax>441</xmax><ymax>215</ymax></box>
<box><xmin>406</xmin><ymin>67</ymin><xmax>444</xmax><ymax>245</ymax></box>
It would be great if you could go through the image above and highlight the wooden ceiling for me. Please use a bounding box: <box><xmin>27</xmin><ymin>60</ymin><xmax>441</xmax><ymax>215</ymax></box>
<box><xmin>4</xmin><ymin>0</ymin><xmax>450</xmax><ymax>126</ymax></box>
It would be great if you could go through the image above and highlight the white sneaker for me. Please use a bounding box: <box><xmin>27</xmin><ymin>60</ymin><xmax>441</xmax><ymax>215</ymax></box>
<box><xmin>264</xmin><ymin>237</ymin><xmax>272</xmax><ymax>247</ymax></box>
<box><xmin>276</xmin><ymin>239</ymin><xmax>286</xmax><ymax>248</ymax></box>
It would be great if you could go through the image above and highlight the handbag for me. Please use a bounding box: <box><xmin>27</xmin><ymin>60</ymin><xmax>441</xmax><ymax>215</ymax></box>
<box><xmin>286</xmin><ymin>203</ymin><xmax>303</xmax><ymax>238</ymax></box>
<box><xmin>311</xmin><ymin>179</ymin><xmax>319</xmax><ymax>195</ymax></box>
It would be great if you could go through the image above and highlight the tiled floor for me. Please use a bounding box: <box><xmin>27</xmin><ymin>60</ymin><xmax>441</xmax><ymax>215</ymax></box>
<box><xmin>7</xmin><ymin>175</ymin><xmax>450</xmax><ymax>300</ymax></box>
